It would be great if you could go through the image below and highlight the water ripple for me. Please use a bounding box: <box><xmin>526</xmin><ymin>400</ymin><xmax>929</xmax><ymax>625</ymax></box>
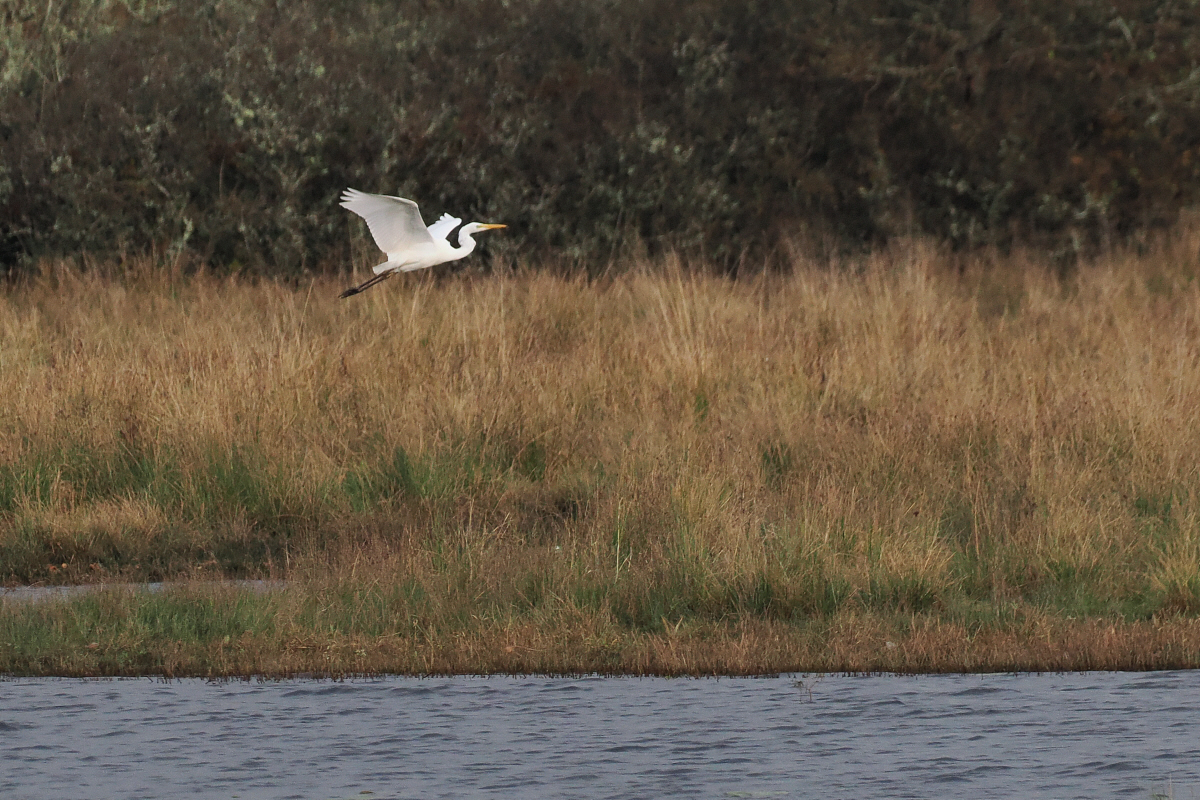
<box><xmin>0</xmin><ymin>672</ymin><xmax>1197</xmax><ymax>799</ymax></box>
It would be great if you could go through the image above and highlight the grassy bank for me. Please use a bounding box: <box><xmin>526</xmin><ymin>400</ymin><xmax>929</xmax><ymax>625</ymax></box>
<box><xmin>4</xmin><ymin>241</ymin><xmax>1200</xmax><ymax>675</ymax></box>
<box><xmin>6</xmin><ymin>582</ymin><xmax>1200</xmax><ymax>677</ymax></box>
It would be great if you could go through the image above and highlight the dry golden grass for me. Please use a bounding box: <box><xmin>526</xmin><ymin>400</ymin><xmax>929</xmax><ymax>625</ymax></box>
<box><xmin>4</xmin><ymin>235</ymin><xmax>1200</xmax><ymax>675</ymax></box>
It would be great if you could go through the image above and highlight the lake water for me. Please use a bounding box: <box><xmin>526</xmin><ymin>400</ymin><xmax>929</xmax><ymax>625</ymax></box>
<box><xmin>1</xmin><ymin>671</ymin><xmax>1197</xmax><ymax>799</ymax></box>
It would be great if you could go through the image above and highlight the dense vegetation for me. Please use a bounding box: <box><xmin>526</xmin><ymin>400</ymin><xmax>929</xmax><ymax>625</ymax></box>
<box><xmin>4</xmin><ymin>0</ymin><xmax>1200</xmax><ymax>274</ymax></box>
<box><xmin>4</xmin><ymin>240</ymin><xmax>1200</xmax><ymax>674</ymax></box>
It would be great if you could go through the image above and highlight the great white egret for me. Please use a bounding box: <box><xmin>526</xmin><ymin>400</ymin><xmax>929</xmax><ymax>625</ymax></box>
<box><xmin>338</xmin><ymin>188</ymin><xmax>506</xmax><ymax>298</ymax></box>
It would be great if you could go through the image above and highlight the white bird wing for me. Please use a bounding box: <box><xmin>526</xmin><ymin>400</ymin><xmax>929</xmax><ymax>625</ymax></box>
<box><xmin>340</xmin><ymin>189</ymin><xmax>435</xmax><ymax>255</ymax></box>
<box><xmin>427</xmin><ymin>212</ymin><xmax>462</xmax><ymax>242</ymax></box>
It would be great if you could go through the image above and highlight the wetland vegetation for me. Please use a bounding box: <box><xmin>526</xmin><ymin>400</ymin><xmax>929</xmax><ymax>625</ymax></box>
<box><xmin>4</xmin><ymin>239</ymin><xmax>1200</xmax><ymax>676</ymax></box>
<box><xmin>5</xmin><ymin>0</ymin><xmax>1200</xmax><ymax>676</ymax></box>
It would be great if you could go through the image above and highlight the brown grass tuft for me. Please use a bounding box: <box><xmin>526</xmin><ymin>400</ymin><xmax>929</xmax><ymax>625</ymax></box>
<box><xmin>4</xmin><ymin>235</ymin><xmax>1200</xmax><ymax>674</ymax></box>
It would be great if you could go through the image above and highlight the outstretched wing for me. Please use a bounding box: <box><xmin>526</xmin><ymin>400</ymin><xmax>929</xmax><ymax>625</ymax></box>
<box><xmin>427</xmin><ymin>212</ymin><xmax>462</xmax><ymax>242</ymax></box>
<box><xmin>340</xmin><ymin>189</ymin><xmax>435</xmax><ymax>255</ymax></box>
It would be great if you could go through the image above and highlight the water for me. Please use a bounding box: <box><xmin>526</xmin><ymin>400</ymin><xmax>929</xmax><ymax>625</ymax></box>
<box><xmin>2</xmin><ymin>671</ymin><xmax>1197</xmax><ymax>799</ymax></box>
<box><xmin>0</xmin><ymin>581</ymin><xmax>284</xmax><ymax>603</ymax></box>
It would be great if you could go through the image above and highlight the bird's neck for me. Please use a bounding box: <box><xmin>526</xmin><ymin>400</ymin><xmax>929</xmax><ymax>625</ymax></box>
<box><xmin>450</xmin><ymin>229</ymin><xmax>478</xmax><ymax>259</ymax></box>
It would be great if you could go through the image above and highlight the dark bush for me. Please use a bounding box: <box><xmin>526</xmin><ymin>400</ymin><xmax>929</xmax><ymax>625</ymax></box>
<box><xmin>3</xmin><ymin>0</ymin><xmax>1200</xmax><ymax>274</ymax></box>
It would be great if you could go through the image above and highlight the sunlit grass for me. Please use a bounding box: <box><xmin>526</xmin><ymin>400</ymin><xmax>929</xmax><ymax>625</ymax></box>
<box><xmin>4</xmin><ymin>237</ymin><xmax>1200</xmax><ymax>674</ymax></box>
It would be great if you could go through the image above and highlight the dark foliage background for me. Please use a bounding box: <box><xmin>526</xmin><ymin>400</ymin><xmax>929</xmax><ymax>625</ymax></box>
<box><xmin>4</xmin><ymin>0</ymin><xmax>1200</xmax><ymax>274</ymax></box>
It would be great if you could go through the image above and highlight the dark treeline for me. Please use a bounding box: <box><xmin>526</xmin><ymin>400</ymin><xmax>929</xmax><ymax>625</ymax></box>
<box><xmin>3</xmin><ymin>0</ymin><xmax>1200</xmax><ymax>274</ymax></box>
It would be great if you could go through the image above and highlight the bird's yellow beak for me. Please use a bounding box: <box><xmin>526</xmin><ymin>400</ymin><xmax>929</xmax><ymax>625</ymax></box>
<box><xmin>478</xmin><ymin>223</ymin><xmax>507</xmax><ymax>230</ymax></box>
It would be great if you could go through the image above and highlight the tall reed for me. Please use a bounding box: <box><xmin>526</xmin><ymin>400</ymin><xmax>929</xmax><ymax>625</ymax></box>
<box><xmin>3</xmin><ymin>238</ymin><xmax>1200</xmax><ymax>674</ymax></box>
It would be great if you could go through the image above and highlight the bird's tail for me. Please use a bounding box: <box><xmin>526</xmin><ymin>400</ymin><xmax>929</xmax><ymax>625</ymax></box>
<box><xmin>373</xmin><ymin>260</ymin><xmax>400</xmax><ymax>275</ymax></box>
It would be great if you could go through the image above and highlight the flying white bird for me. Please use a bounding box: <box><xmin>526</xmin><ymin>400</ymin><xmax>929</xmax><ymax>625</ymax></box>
<box><xmin>338</xmin><ymin>188</ymin><xmax>506</xmax><ymax>298</ymax></box>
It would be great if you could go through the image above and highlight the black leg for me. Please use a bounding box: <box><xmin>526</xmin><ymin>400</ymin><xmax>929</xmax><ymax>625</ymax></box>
<box><xmin>339</xmin><ymin>270</ymin><xmax>395</xmax><ymax>299</ymax></box>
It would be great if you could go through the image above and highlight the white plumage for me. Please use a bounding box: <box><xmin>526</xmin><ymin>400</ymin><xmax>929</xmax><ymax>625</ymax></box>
<box><xmin>338</xmin><ymin>188</ymin><xmax>505</xmax><ymax>298</ymax></box>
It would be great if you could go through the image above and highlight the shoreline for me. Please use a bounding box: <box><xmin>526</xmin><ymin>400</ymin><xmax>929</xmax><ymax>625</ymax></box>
<box><xmin>4</xmin><ymin>579</ymin><xmax>1200</xmax><ymax>678</ymax></box>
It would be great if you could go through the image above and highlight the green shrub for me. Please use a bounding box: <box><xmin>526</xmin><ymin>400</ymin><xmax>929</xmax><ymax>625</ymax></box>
<box><xmin>4</xmin><ymin>0</ymin><xmax>1200</xmax><ymax>273</ymax></box>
